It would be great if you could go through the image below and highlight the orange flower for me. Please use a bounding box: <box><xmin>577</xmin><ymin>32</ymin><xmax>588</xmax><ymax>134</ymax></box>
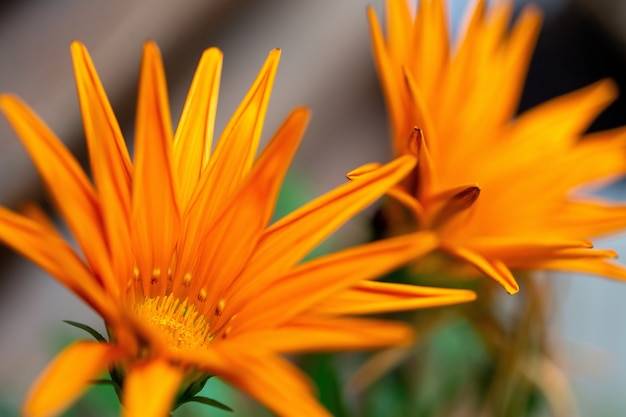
<box><xmin>368</xmin><ymin>0</ymin><xmax>626</xmax><ymax>294</ymax></box>
<box><xmin>0</xmin><ymin>42</ymin><xmax>476</xmax><ymax>417</ymax></box>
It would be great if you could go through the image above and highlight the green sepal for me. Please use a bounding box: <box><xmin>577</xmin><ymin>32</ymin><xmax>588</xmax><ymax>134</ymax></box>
<box><xmin>90</xmin><ymin>379</ymin><xmax>117</xmax><ymax>386</ymax></box>
<box><xmin>173</xmin><ymin>374</ymin><xmax>211</xmax><ymax>409</ymax></box>
<box><xmin>173</xmin><ymin>375</ymin><xmax>233</xmax><ymax>413</ymax></box>
<box><xmin>183</xmin><ymin>396</ymin><xmax>233</xmax><ymax>412</ymax></box>
<box><xmin>62</xmin><ymin>320</ymin><xmax>107</xmax><ymax>342</ymax></box>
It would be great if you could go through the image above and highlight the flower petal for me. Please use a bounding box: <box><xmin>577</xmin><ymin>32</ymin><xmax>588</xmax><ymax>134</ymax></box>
<box><xmin>178</xmin><ymin>349</ymin><xmax>331</xmax><ymax>417</ymax></box>
<box><xmin>521</xmin><ymin>258</ymin><xmax>626</xmax><ymax>281</ymax></box>
<box><xmin>187</xmin><ymin>49</ymin><xmax>280</xmax><ymax>229</ymax></box>
<box><xmin>132</xmin><ymin>42</ymin><xmax>180</xmax><ymax>299</ymax></box>
<box><xmin>175</xmin><ymin>108</ymin><xmax>310</xmax><ymax>310</ymax></box>
<box><xmin>368</xmin><ymin>6</ymin><xmax>410</xmax><ymax>155</ymax></box>
<box><xmin>310</xmin><ymin>280</ymin><xmax>477</xmax><ymax>315</ymax></box>
<box><xmin>24</xmin><ymin>342</ymin><xmax>126</xmax><ymax>417</ymax></box>
<box><xmin>243</xmin><ymin>155</ymin><xmax>417</xmax><ymax>284</ymax></box>
<box><xmin>173</xmin><ymin>47</ymin><xmax>223</xmax><ymax>208</ymax></box>
<box><xmin>0</xmin><ymin>95</ymin><xmax>116</xmax><ymax>294</ymax></box>
<box><xmin>0</xmin><ymin>207</ymin><xmax>117</xmax><ymax>320</ymax></box>
<box><xmin>122</xmin><ymin>359</ymin><xmax>183</xmax><ymax>417</ymax></box>
<box><xmin>230</xmin><ymin>316</ymin><xmax>414</xmax><ymax>353</ymax></box>
<box><xmin>232</xmin><ymin>232</ymin><xmax>437</xmax><ymax>331</ymax></box>
<box><xmin>443</xmin><ymin>244</ymin><xmax>519</xmax><ymax>294</ymax></box>
<box><xmin>71</xmin><ymin>41</ymin><xmax>133</xmax><ymax>293</ymax></box>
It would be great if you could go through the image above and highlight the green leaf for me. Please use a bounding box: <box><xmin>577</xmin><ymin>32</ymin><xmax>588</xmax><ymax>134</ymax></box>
<box><xmin>62</xmin><ymin>320</ymin><xmax>107</xmax><ymax>342</ymax></box>
<box><xmin>184</xmin><ymin>396</ymin><xmax>233</xmax><ymax>412</ymax></box>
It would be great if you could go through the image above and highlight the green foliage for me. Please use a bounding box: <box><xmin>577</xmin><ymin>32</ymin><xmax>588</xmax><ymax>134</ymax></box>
<box><xmin>62</xmin><ymin>320</ymin><xmax>107</xmax><ymax>342</ymax></box>
<box><xmin>301</xmin><ymin>353</ymin><xmax>348</xmax><ymax>417</ymax></box>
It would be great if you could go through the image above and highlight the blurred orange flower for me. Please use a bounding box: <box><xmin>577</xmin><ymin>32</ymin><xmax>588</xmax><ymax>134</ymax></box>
<box><xmin>369</xmin><ymin>0</ymin><xmax>626</xmax><ymax>294</ymax></box>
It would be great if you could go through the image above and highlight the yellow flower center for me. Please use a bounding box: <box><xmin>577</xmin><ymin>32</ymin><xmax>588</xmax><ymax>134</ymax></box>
<box><xmin>133</xmin><ymin>294</ymin><xmax>214</xmax><ymax>352</ymax></box>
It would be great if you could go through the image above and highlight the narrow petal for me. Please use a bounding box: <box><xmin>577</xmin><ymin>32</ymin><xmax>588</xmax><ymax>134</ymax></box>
<box><xmin>232</xmin><ymin>232</ymin><xmax>437</xmax><ymax>332</ymax></box>
<box><xmin>368</xmin><ymin>6</ymin><xmax>410</xmax><ymax>155</ymax></box>
<box><xmin>24</xmin><ymin>342</ymin><xmax>126</xmax><ymax>417</ymax></box>
<box><xmin>122</xmin><ymin>359</ymin><xmax>183</xmax><ymax>417</ymax></box>
<box><xmin>499</xmin><ymin>4</ymin><xmax>542</xmax><ymax>122</ymax></box>
<box><xmin>175</xmin><ymin>108</ymin><xmax>310</xmax><ymax>310</ymax></box>
<box><xmin>522</xmin><ymin>258</ymin><xmax>626</xmax><ymax>281</ymax></box>
<box><xmin>505</xmin><ymin>247</ymin><xmax>618</xmax><ymax>267</ymax></box>
<box><xmin>71</xmin><ymin>41</ymin><xmax>133</xmax><ymax>291</ymax></box>
<box><xmin>443</xmin><ymin>245</ymin><xmax>519</xmax><ymax>294</ymax></box>
<box><xmin>230</xmin><ymin>317</ymin><xmax>414</xmax><ymax>353</ymax></box>
<box><xmin>0</xmin><ymin>95</ymin><xmax>116</xmax><ymax>294</ymax></box>
<box><xmin>508</xmin><ymin>79</ymin><xmax>618</xmax><ymax>155</ymax></box>
<box><xmin>552</xmin><ymin>200</ymin><xmax>626</xmax><ymax>237</ymax></box>
<box><xmin>187</xmin><ymin>49</ymin><xmax>280</xmax><ymax>228</ymax></box>
<box><xmin>132</xmin><ymin>41</ymin><xmax>180</xmax><ymax>298</ymax></box>
<box><xmin>173</xmin><ymin>47</ymin><xmax>223</xmax><ymax>208</ymax></box>
<box><xmin>178</xmin><ymin>349</ymin><xmax>331</xmax><ymax>417</ymax></box>
<box><xmin>243</xmin><ymin>155</ymin><xmax>417</xmax><ymax>284</ymax></box>
<box><xmin>0</xmin><ymin>207</ymin><xmax>117</xmax><ymax>320</ymax></box>
<box><xmin>19</xmin><ymin>202</ymin><xmax>57</xmax><ymax>234</ymax></box>
<box><xmin>310</xmin><ymin>281</ymin><xmax>477</xmax><ymax>315</ymax></box>
<box><xmin>466</xmin><ymin>235</ymin><xmax>592</xmax><ymax>258</ymax></box>
<box><xmin>410</xmin><ymin>128</ymin><xmax>439</xmax><ymax>200</ymax></box>
<box><xmin>410</xmin><ymin>0</ymin><xmax>449</xmax><ymax>97</ymax></box>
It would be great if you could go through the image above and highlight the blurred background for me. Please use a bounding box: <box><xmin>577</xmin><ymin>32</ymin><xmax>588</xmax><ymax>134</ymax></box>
<box><xmin>0</xmin><ymin>0</ymin><xmax>625</xmax><ymax>415</ymax></box>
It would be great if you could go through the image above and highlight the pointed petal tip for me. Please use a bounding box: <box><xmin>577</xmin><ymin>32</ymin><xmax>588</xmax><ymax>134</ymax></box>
<box><xmin>201</xmin><ymin>46</ymin><xmax>224</xmax><ymax>60</ymax></box>
<box><xmin>268</xmin><ymin>48</ymin><xmax>282</xmax><ymax>61</ymax></box>
<box><xmin>505</xmin><ymin>281</ymin><xmax>520</xmax><ymax>295</ymax></box>
<box><xmin>346</xmin><ymin>162</ymin><xmax>383</xmax><ymax>180</ymax></box>
<box><xmin>406</xmin><ymin>127</ymin><xmax>423</xmax><ymax>156</ymax></box>
<box><xmin>346</xmin><ymin>154</ymin><xmax>416</xmax><ymax>181</ymax></box>
<box><xmin>290</xmin><ymin>105</ymin><xmax>312</xmax><ymax>120</ymax></box>
<box><xmin>0</xmin><ymin>93</ymin><xmax>18</xmax><ymax>110</ymax></box>
<box><xmin>591</xmin><ymin>77</ymin><xmax>619</xmax><ymax>104</ymax></box>
<box><xmin>69</xmin><ymin>40</ymin><xmax>86</xmax><ymax>53</ymax></box>
<box><xmin>142</xmin><ymin>40</ymin><xmax>162</xmax><ymax>60</ymax></box>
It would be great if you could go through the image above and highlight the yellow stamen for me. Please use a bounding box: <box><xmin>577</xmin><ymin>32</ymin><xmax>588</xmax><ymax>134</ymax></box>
<box><xmin>133</xmin><ymin>294</ymin><xmax>213</xmax><ymax>351</ymax></box>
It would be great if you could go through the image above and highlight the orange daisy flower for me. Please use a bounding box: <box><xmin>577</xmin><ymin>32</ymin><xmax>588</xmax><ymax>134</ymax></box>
<box><xmin>0</xmin><ymin>42</ymin><xmax>477</xmax><ymax>417</ymax></box>
<box><xmin>368</xmin><ymin>0</ymin><xmax>626</xmax><ymax>294</ymax></box>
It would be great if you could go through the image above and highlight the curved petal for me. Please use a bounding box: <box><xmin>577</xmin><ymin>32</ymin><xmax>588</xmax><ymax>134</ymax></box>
<box><xmin>178</xmin><ymin>349</ymin><xmax>331</xmax><ymax>417</ymax></box>
<box><xmin>466</xmin><ymin>235</ymin><xmax>592</xmax><ymax>257</ymax></box>
<box><xmin>367</xmin><ymin>6</ymin><xmax>410</xmax><ymax>155</ymax></box>
<box><xmin>0</xmin><ymin>95</ymin><xmax>116</xmax><ymax>294</ymax></box>
<box><xmin>243</xmin><ymin>155</ymin><xmax>417</xmax><ymax>285</ymax></box>
<box><xmin>175</xmin><ymin>108</ymin><xmax>310</xmax><ymax>311</ymax></box>
<box><xmin>71</xmin><ymin>41</ymin><xmax>133</xmax><ymax>293</ymax></box>
<box><xmin>187</xmin><ymin>49</ymin><xmax>281</xmax><ymax>229</ymax></box>
<box><xmin>310</xmin><ymin>280</ymin><xmax>477</xmax><ymax>315</ymax></box>
<box><xmin>230</xmin><ymin>317</ymin><xmax>414</xmax><ymax>353</ymax></box>
<box><xmin>232</xmin><ymin>232</ymin><xmax>437</xmax><ymax>331</ymax></box>
<box><xmin>443</xmin><ymin>244</ymin><xmax>519</xmax><ymax>294</ymax></box>
<box><xmin>0</xmin><ymin>207</ymin><xmax>117</xmax><ymax>320</ymax></box>
<box><xmin>24</xmin><ymin>342</ymin><xmax>126</xmax><ymax>417</ymax></box>
<box><xmin>521</xmin><ymin>258</ymin><xmax>626</xmax><ymax>281</ymax></box>
<box><xmin>122</xmin><ymin>359</ymin><xmax>183</xmax><ymax>417</ymax></box>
